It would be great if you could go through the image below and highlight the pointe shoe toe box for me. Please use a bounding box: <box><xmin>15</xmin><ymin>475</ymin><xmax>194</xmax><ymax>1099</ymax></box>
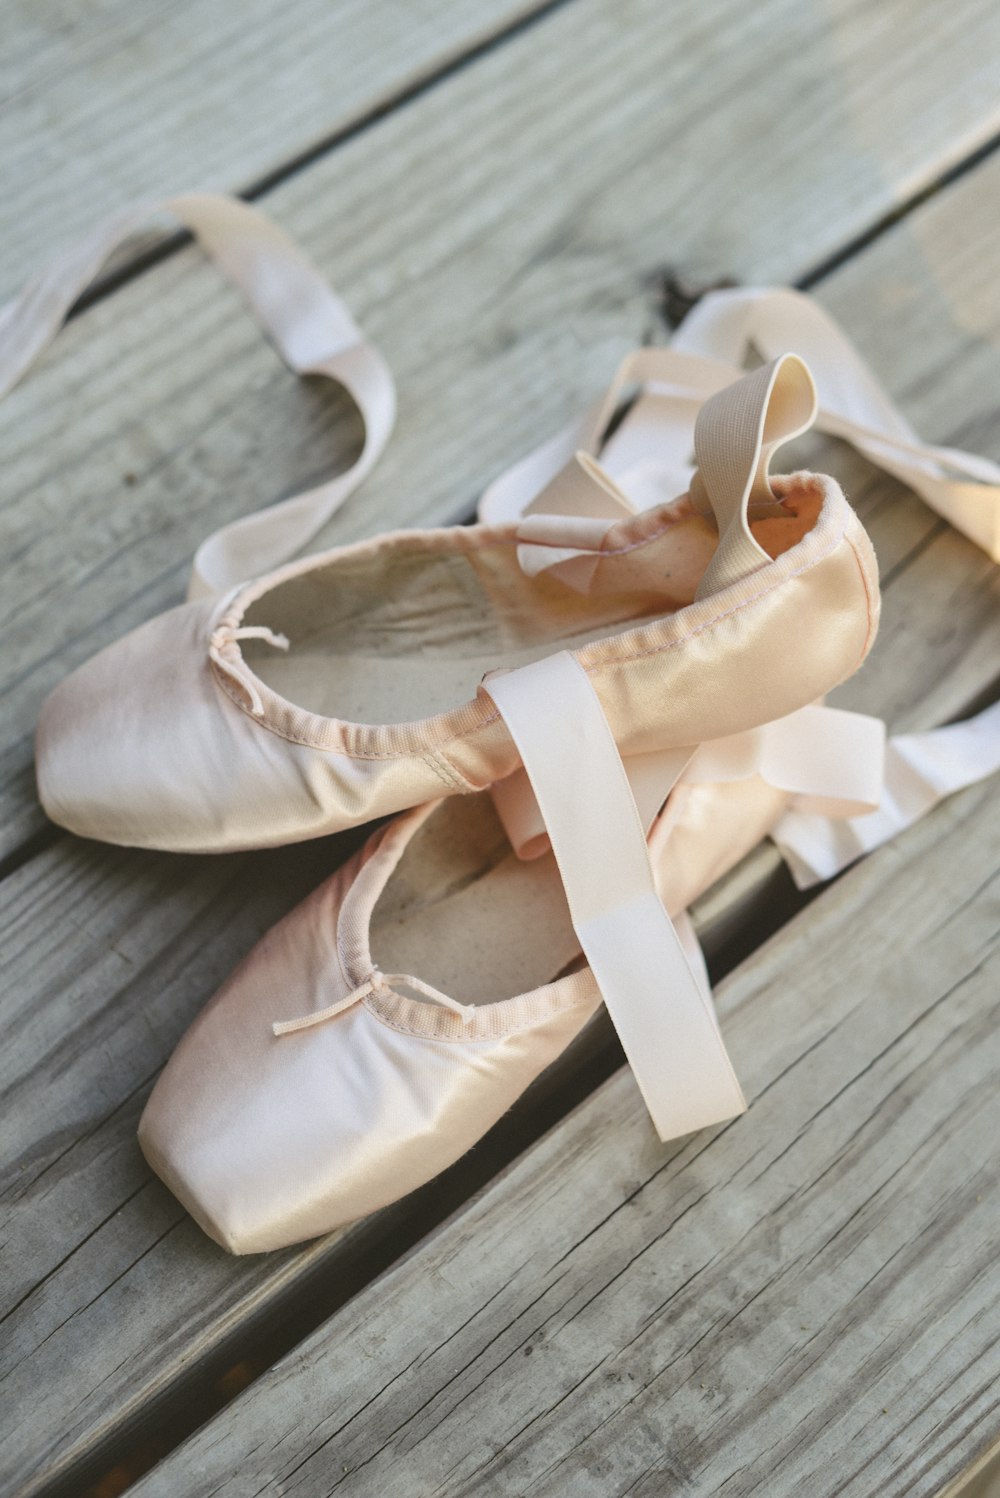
<box><xmin>138</xmin><ymin>871</ymin><xmax>596</xmax><ymax>1254</ymax></box>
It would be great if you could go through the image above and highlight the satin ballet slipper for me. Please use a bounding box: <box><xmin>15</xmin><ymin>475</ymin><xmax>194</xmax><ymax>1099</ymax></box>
<box><xmin>139</xmin><ymin>631</ymin><xmax>891</xmax><ymax>1257</ymax></box>
<box><xmin>137</xmin><ymin>357</ymin><xmax>886</xmax><ymax>1254</ymax></box>
<box><xmin>137</xmin><ymin>761</ymin><xmax>797</xmax><ymax>1253</ymax></box>
<box><xmin>35</xmin><ymin>356</ymin><xmax>878</xmax><ymax>852</ymax></box>
<box><xmin>4</xmin><ymin>200</ymin><xmax>877</xmax><ymax>856</ymax></box>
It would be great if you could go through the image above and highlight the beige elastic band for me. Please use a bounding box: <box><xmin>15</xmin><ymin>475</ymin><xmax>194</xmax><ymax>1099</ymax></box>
<box><xmin>508</xmin><ymin>354</ymin><xmax>819</xmax><ymax>599</ymax></box>
<box><xmin>690</xmin><ymin>353</ymin><xmax>817</xmax><ymax>598</ymax></box>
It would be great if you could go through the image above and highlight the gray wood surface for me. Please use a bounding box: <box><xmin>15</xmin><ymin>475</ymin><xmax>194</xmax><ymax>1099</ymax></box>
<box><xmin>0</xmin><ymin>0</ymin><xmax>543</xmax><ymax>290</ymax></box>
<box><xmin>132</xmin><ymin>757</ymin><xmax>1000</xmax><ymax>1498</ymax></box>
<box><xmin>4</xmin><ymin>0</ymin><xmax>1000</xmax><ymax>856</ymax></box>
<box><xmin>5</xmin><ymin>154</ymin><xmax>1000</xmax><ymax>1498</ymax></box>
<box><xmin>3</xmin><ymin>2</ymin><xmax>1000</xmax><ymax>1495</ymax></box>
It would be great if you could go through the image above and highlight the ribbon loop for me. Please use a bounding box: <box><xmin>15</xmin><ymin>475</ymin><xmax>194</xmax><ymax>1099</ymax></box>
<box><xmin>692</xmin><ymin>352</ymin><xmax>818</xmax><ymax>599</ymax></box>
<box><xmin>0</xmin><ymin>191</ymin><xmax>397</xmax><ymax>600</ymax></box>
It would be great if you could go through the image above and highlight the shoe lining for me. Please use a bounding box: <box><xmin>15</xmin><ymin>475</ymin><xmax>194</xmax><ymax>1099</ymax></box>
<box><xmin>241</xmin><ymin>486</ymin><xmax>821</xmax><ymax>727</ymax></box>
<box><xmin>370</xmin><ymin>793</ymin><xmax>583</xmax><ymax>1006</ymax></box>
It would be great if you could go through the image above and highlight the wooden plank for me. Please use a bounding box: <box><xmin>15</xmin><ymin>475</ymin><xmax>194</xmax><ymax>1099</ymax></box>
<box><xmin>5</xmin><ymin>9</ymin><xmax>1000</xmax><ymax>1496</ymax></box>
<box><xmin>128</xmin><ymin>751</ymin><xmax>1000</xmax><ymax>1498</ymax></box>
<box><xmin>5</xmin><ymin>146</ymin><xmax>1000</xmax><ymax>1492</ymax></box>
<box><xmin>0</xmin><ymin>0</ymin><xmax>547</xmax><ymax>292</ymax></box>
<box><xmin>4</xmin><ymin>0</ymin><xmax>1000</xmax><ymax>856</ymax></box>
<box><xmin>0</xmin><ymin>831</ymin><xmax>381</xmax><ymax>1498</ymax></box>
<box><xmin>8</xmin><ymin>0</ymin><xmax>1000</xmax><ymax>297</ymax></box>
<box><xmin>0</xmin><ymin>829</ymin><xmax>725</xmax><ymax>1498</ymax></box>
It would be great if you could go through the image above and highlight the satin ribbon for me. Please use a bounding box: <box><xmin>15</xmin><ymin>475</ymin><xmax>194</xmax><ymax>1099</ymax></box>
<box><xmin>485</xmin><ymin>652</ymin><xmax>747</xmax><ymax>1142</ymax></box>
<box><xmin>7</xmin><ymin>198</ymin><xmax>1000</xmax><ymax>574</ymax></box>
<box><xmin>0</xmin><ymin>192</ymin><xmax>397</xmax><ymax>600</ymax></box>
<box><xmin>491</xmin><ymin>704</ymin><xmax>887</xmax><ymax>862</ymax></box>
<box><xmin>9</xmin><ymin>199</ymin><xmax>1000</xmax><ymax>575</ymax></box>
<box><xmin>482</xmin><ymin>286</ymin><xmax>1000</xmax><ymax>565</ymax></box>
<box><xmin>773</xmin><ymin>698</ymin><xmax>1000</xmax><ymax>888</ymax></box>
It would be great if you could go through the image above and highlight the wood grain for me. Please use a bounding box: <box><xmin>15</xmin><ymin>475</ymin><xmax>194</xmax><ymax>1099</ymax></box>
<box><xmin>5</xmin><ymin>151</ymin><xmax>1000</xmax><ymax>1490</ymax></box>
<box><xmin>0</xmin><ymin>0</ymin><xmax>547</xmax><ymax>292</ymax></box>
<box><xmin>4</xmin><ymin>4</ymin><xmax>1000</xmax><ymax>1495</ymax></box>
<box><xmin>130</xmin><ymin>755</ymin><xmax>1000</xmax><ymax>1498</ymax></box>
<box><xmin>4</xmin><ymin>0</ymin><xmax>1000</xmax><ymax>855</ymax></box>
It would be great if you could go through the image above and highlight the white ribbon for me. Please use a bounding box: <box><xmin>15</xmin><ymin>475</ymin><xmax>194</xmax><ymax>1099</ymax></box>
<box><xmin>484</xmin><ymin>652</ymin><xmax>747</xmax><ymax>1142</ymax></box>
<box><xmin>8</xmin><ymin>199</ymin><xmax>1000</xmax><ymax>578</ymax></box>
<box><xmin>0</xmin><ymin>192</ymin><xmax>397</xmax><ymax>600</ymax></box>
<box><xmin>491</xmin><ymin>704</ymin><xmax>887</xmax><ymax>863</ymax></box>
<box><xmin>482</xmin><ymin>286</ymin><xmax>1000</xmax><ymax>564</ymax></box>
<box><xmin>773</xmin><ymin>698</ymin><xmax>1000</xmax><ymax>888</ymax></box>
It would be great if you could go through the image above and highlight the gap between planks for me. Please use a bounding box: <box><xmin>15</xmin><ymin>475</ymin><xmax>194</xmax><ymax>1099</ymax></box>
<box><xmin>0</xmin><ymin>0</ymin><xmax>568</xmax><ymax>294</ymax></box>
<box><xmin>11</xmin><ymin>166</ymin><xmax>1000</xmax><ymax>1496</ymax></box>
<box><xmin>5</xmin><ymin>5</ymin><xmax>999</xmax><ymax>1492</ymax></box>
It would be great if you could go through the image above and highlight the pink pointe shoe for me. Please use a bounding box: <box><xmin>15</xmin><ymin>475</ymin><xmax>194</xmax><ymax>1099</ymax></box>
<box><xmin>8</xmin><ymin>194</ymin><xmax>1000</xmax><ymax>1255</ymax></box>
<box><xmin>137</xmin><ymin>357</ymin><xmax>882</xmax><ymax>1252</ymax></box>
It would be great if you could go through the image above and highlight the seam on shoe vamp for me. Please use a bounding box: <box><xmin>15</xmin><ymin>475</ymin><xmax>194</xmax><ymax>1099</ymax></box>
<box><xmin>424</xmin><ymin>749</ymin><xmax>475</xmax><ymax>793</ymax></box>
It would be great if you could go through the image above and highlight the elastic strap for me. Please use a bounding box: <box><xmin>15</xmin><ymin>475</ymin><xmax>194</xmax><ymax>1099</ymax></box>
<box><xmin>690</xmin><ymin>352</ymin><xmax>817</xmax><ymax>597</ymax></box>
<box><xmin>483</xmin><ymin>285</ymin><xmax>1000</xmax><ymax>563</ymax></box>
<box><xmin>508</xmin><ymin>353</ymin><xmax>819</xmax><ymax>602</ymax></box>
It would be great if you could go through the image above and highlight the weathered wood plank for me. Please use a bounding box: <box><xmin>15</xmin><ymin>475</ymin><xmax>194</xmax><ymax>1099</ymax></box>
<box><xmin>5</xmin><ymin>149</ymin><xmax>1000</xmax><ymax>1492</ymax></box>
<box><xmin>129</xmin><ymin>751</ymin><xmax>1000</xmax><ymax>1498</ymax></box>
<box><xmin>0</xmin><ymin>0</ymin><xmax>547</xmax><ymax>291</ymax></box>
<box><xmin>4</xmin><ymin>0</ymin><xmax>1000</xmax><ymax>856</ymax></box>
<box><xmin>5</xmin><ymin>9</ymin><xmax>1000</xmax><ymax>1497</ymax></box>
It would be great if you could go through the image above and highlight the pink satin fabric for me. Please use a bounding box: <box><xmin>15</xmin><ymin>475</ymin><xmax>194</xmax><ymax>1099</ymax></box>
<box><xmin>36</xmin><ymin>472</ymin><xmax>878</xmax><ymax>851</ymax></box>
<box><xmin>138</xmin><ymin>767</ymin><xmax>796</xmax><ymax>1254</ymax></box>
